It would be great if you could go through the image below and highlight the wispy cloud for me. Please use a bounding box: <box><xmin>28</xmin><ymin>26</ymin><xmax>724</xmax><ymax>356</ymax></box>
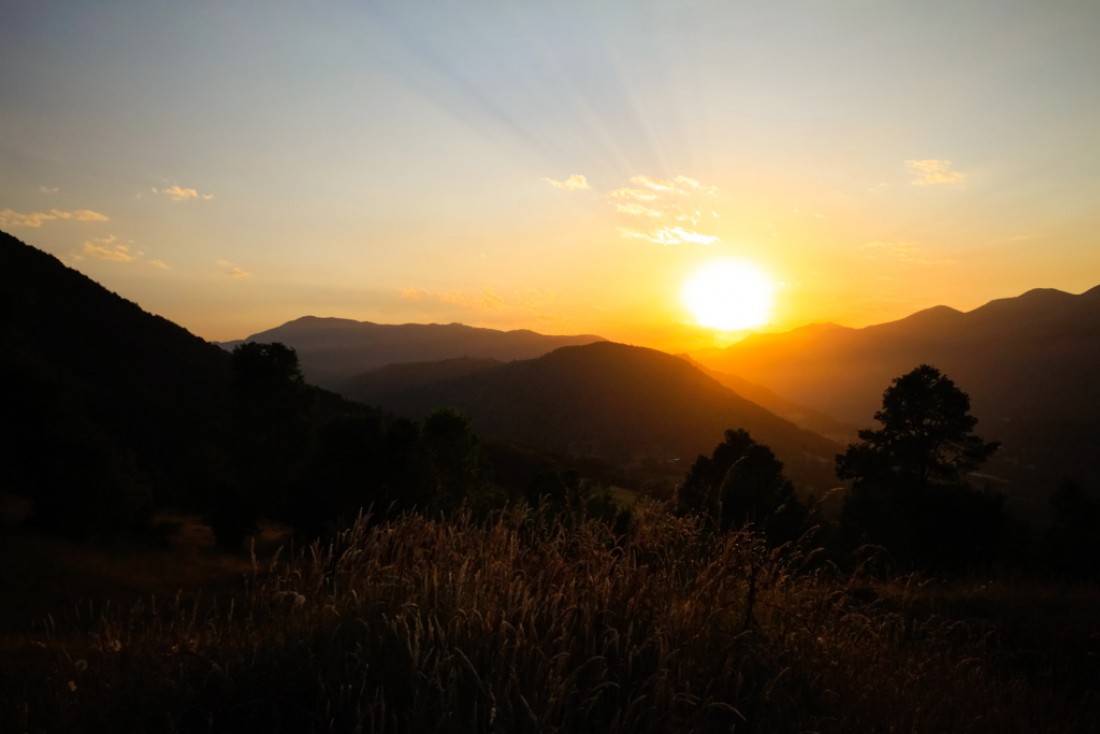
<box><xmin>619</xmin><ymin>226</ymin><xmax>719</xmax><ymax>246</ymax></box>
<box><xmin>217</xmin><ymin>259</ymin><xmax>250</xmax><ymax>277</ymax></box>
<box><xmin>152</xmin><ymin>184</ymin><xmax>215</xmax><ymax>202</ymax></box>
<box><xmin>543</xmin><ymin>174</ymin><xmax>590</xmax><ymax>191</ymax></box>
<box><xmin>82</xmin><ymin>235</ymin><xmax>135</xmax><ymax>262</ymax></box>
<box><xmin>0</xmin><ymin>208</ymin><xmax>110</xmax><ymax>228</ymax></box>
<box><xmin>906</xmin><ymin>159</ymin><xmax>966</xmax><ymax>186</ymax></box>
<box><xmin>75</xmin><ymin>235</ymin><xmax>170</xmax><ymax>269</ymax></box>
<box><xmin>38</xmin><ymin>185</ymin><xmax>59</xmax><ymax>194</ymax></box>
<box><xmin>609</xmin><ymin>175</ymin><xmax>719</xmax><ymax>246</ymax></box>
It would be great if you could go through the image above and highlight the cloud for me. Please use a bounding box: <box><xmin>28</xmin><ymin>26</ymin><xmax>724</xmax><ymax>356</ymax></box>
<box><xmin>619</xmin><ymin>226</ymin><xmax>719</xmax><ymax>246</ymax></box>
<box><xmin>38</xmin><ymin>185</ymin><xmax>59</xmax><ymax>194</ymax></box>
<box><xmin>81</xmin><ymin>235</ymin><xmax>136</xmax><ymax>262</ymax></box>
<box><xmin>906</xmin><ymin>159</ymin><xmax>966</xmax><ymax>186</ymax></box>
<box><xmin>0</xmin><ymin>208</ymin><xmax>110</xmax><ymax>227</ymax></box>
<box><xmin>544</xmin><ymin>174</ymin><xmax>590</xmax><ymax>191</ymax></box>
<box><xmin>608</xmin><ymin>175</ymin><xmax>719</xmax><ymax>245</ymax></box>
<box><xmin>153</xmin><ymin>184</ymin><xmax>215</xmax><ymax>202</ymax></box>
<box><xmin>401</xmin><ymin>287</ymin><xmax>430</xmax><ymax>300</ymax></box>
<box><xmin>217</xmin><ymin>259</ymin><xmax>251</xmax><ymax>277</ymax></box>
<box><xmin>76</xmin><ymin>235</ymin><xmax>169</xmax><ymax>269</ymax></box>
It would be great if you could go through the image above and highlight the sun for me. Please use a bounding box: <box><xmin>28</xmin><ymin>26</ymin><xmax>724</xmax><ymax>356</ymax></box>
<box><xmin>681</xmin><ymin>260</ymin><xmax>775</xmax><ymax>331</ymax></box>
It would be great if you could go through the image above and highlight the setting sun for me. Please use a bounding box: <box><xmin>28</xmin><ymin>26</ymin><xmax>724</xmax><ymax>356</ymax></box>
<box><xmin>681</xmin><ymin>260</ymin><xmax>775</xmax><ymax>332</ymax></box>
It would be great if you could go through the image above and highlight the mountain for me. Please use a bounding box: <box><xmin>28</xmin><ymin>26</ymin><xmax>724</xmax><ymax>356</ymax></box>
<box><xmin>220</xmin><ymin>317</ymin><xmax>606</xmax><ymax>388</ymax></box>
<box><xmin>339</xmin><ymin>341</ymin><xmax>841</xmax><ymax>494</ymax></box>
<box><xmin>678</xmin><ymin>356</ymin><xmax>857</xmax><ymax>444</ymax></box>
<box><xmin>694</xmin><ymin>286</ymin><xmax>1100</xmax><ymax>502</ymax></box>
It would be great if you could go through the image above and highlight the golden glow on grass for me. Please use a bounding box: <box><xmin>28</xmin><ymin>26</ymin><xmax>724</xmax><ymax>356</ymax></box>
<box><xmin>681</xmin><ymin>259</ymin><xmax>775</xmax><ymax>331</ymax></box>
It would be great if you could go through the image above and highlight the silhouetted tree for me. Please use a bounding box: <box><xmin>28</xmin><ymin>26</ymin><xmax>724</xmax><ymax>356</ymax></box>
<box><xmin>837</xmin><ymin>364</ymin><xmax>1003</xmax><ymax>573</ymax></box>
<box><xmin>421</xmin><ymin>408</ymin><xmax>490</xmax><ymax>511</ymax></box>
<box><xmin>679</xmin><ymin>429</ymin><xmax>808</xmax><ymax>544</ymax></box>
<box><xmin>207</xmin><ymin>342</ymin><xmax>310</xmax><ymax>546</ymax></box>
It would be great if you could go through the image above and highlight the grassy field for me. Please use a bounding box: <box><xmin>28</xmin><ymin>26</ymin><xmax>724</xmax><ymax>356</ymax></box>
<box><xmin>2</xmin><ymin>507</ymin><xmax>1098</xmax><ymax>732</ymax></box>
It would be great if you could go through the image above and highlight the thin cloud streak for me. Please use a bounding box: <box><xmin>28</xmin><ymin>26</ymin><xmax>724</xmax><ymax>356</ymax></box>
<box><xmin>152</xmin><ymin>185</ymin><xmax>215</xmax><ymax>202</ymax></box>
<box><xmin>544</xmin><ymin>174</ymin><xmax>590</xmax><ymax>191</ymax></box>
<box><xmin>906</xmin><ymin>159</ymin><xmax>966</xmax><ymax>186</ymax></box>
<box><xmin>0</xmin><ymin>208</ymin><xmax>110</xmax><ymax>227</ymax></box>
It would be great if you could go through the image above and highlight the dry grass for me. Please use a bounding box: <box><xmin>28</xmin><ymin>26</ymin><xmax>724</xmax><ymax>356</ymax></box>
<box><xmin>2</xmin><ymin>507</ymin><xmax>1097</xmax><ymax>732</ymax></box>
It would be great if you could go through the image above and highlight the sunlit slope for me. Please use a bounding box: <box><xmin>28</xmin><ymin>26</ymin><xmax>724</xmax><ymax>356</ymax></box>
<box><xmin>221</xmin><ymin>317</ymin><xmax>606</xmax><ymax>388</ymax></box>
<box><xmin>344</xmin><ymin>341</ymin><xmax>840</xmax><ymax>494</ymax></box>
<box><xmin>696</xmin><ymin>286</ymin><xmax>1100</xmax><ymax>496</ymax></box>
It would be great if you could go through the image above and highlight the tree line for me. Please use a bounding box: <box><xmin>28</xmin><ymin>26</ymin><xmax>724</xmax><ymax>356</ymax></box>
<box><xmin>10</xmin><ymin>338</ymin><xmax>1099</xmax><ymax>579</ymax></box>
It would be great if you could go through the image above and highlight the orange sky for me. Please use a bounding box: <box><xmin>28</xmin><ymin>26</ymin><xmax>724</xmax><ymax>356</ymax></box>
<box><xmin>3</xmin><ymin>2</ymin><xmax>1099</xmax><ymax>353</ymax></box>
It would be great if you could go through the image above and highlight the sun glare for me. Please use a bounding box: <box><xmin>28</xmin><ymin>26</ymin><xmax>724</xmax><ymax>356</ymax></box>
<box><xmin>681</xmin><ymin>260</ymin><xmax>775</xmax><ymax>332</ymax></box>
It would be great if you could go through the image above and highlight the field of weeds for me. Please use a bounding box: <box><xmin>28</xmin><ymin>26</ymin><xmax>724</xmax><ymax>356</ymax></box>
<box><xmin>2</xmin><ymin>506</ymin><xmax>1098</xmax><ymax>733</ymax></box>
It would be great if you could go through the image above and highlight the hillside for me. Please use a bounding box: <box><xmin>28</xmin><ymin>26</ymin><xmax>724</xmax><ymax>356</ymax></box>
<box><xmin>221</xmin><ymin>317</ymin><xmax>606</xmax><ymax>388</ymax></box>
<box><xmin>1</xmin><ymin>231</ymin><xmax>236</xmax><ymax>527</ymax></box>
<box><xmin>694</xmin><ymin>286</ymin><xmax>1100</xmax><ymax>499</ymax></box>
<box><xmin>0</xmin><ymin>231</ymin><xmax>365</xmax><ymax>536</ymax></box>
<box><xmin>341</xmin><ymin>342</ymin><xmax>840</xmax><ymax>493</ymax></box>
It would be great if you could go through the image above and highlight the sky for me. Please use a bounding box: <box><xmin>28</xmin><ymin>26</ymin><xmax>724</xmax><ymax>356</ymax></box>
<box><xmin>2</xmin><ymin>0</ymin><xmax>1099</xmax><ymax>351</ymax></box>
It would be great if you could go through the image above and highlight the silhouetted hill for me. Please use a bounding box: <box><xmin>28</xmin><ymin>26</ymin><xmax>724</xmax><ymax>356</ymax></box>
<box><xmin>342</xmin><ymin>341</ymin><xmax>840</xmax><ymax>493</ymax></box>
<box><xmin>0</xmin><ymin>231</ymin><xmax>364</xmax><ymax>535</ymax></box>
<box><xmin>220</xmin><ymin>317</ymin><xmax>606</xmax><ymax>388</ymax></box>
<box><xmin>682</xmin><ymin>358</ymin><xmax>857</xmax><ymax>444</ymax></box>
<box><xmin>694</xmin><ymin>285</ymin><xmax>1100</xmax><ymax>503</ymax></box>
<box><xmin>342</xmin><ymin>357</ymin><xmax>504</xmax><ymax>405</ymax></box>
<box><xmin>1</xmin><ymin>231</ymin><xmax>237</xmax><ymax>529</ymax></box>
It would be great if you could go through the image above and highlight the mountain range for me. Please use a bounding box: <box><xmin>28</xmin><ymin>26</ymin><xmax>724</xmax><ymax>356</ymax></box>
<box><xmin>7</xmin><ymin>224</ymin><xmax>1098</xmax><ymax>530</ymax></box>
<box><xmin>219</xmin><ymin>317</ymin><xmax>605</xmax><ymax>389</ymax></box>
<box><xmin>693</xmin><ymin>286</ymin><xmax>1100</xmax><ymax>507</ymax></box>
<box><xmin>340</xmin><ymin>342</ymin><xmax>841</xmax><ymax>493</ymax></box>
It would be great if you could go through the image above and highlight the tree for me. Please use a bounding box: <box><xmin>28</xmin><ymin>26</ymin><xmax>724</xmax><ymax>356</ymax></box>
<box><xmin>836</xmin><ymin>364</ymin><xmax>1003</xmax><ymax>572</ymax></box>
<box><xmin>679</xmin><ymin>429</ymin><xmax>808</xmax><ymax>544</ymax></box>
<box><xmin>208</xmin><ymin>342</ymin><xmax>310</xmax><ymax>546</ymax></box>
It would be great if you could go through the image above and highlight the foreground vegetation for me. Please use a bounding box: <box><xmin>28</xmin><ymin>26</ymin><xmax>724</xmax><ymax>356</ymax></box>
<box><xmin>3</xmin><ymin>507</ymin><xmax>1097</xmax><ymax>733</ymax></box>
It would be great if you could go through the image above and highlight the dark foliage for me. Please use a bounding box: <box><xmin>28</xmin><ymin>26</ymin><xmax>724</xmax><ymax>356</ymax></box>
<box><xmin>679</xmin><ymin>428</ymin><xmax>809</xmax><ymax>544</ymax></box>
<box><xmin>837</xmin><ymin>364</ymin><xmax>1005</xmax><ymax>573</ymax></box>
<box><xmin>1</xmin><ymin>232</ymin><xmax>504</xmax><ymax>544</ymax></box>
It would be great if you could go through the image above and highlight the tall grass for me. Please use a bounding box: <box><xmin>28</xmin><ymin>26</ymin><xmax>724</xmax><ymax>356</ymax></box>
<box><xmin>3</xmin><ymin>506</ymin><xmax>1096</xmax><ymax>732</ymax></box>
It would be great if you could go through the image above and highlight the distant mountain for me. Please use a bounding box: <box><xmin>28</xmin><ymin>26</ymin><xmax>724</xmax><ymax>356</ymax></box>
<box><xmin>676</xmin><ymin>354</ymin><xmax>857</xmax><ymax>444</ymax></box>
<box><xmin>693</xmin><ymin>286</ymin><xmax>1100</xmax><ymax>503</ymax></box>
<box><xmin>220</xmin><ymin>317</ymin><xmax>605</xmax><ymax>388</ymax></box>
<box><xmin>339</xmin><ymin>342</ymin><xmax>841</xmax><ymax>494</ymax></box>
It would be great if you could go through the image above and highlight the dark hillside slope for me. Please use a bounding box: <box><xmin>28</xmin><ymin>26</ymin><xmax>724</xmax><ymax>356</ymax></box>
<box><xmin>1</xmin><ymin>231</ymin><xmax>236</xmax><ymax>521</ymax></box>
<box><xmin>220</xmin><ymin>316</ymin><xmax>605</xmax><ymax>387</ymax></box>
<box><xmin>0</xmin><ymin>231</ymin><xmax>365</xmax><ymax>534</ymax></box>
<box><xmin>356</xmin><ymin>341</ymin><xmax>840</xmax><ymax>493</ymax></box>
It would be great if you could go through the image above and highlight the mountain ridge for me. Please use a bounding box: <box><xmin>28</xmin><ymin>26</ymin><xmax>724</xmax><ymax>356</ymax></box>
<box><xmin>340</xmin><ymin>340</ymin><xmax>841</xmax><ymax>494</ymax></box>
<box><xmin>220</xmin><ymin>316</ymin><xmax>606</xmax><ymax>388</ymax></box>
<box><xmin>694</xmin><ymin>284</ymin><xmax>1100</xmax><ymax>504</ymax></box>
